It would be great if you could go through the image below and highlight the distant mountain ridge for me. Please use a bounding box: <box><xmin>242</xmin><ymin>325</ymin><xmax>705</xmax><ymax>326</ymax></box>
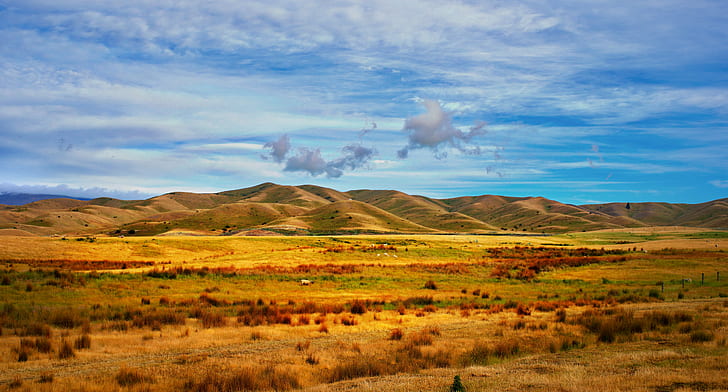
<box><xmin>0</xmin><ymin>182</ymin><xmax>726</xmax><ymax>236</ymax></box>
<box><xmin>0</xmin><ymin>192</ymin><xmax>90</xmax><ymax>206</ymax></box>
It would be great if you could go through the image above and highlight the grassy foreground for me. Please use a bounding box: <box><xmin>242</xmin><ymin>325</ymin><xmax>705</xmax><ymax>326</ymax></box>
<box><xmin>0</xmin><ymin>229</ymin><xmax>727</xmax><ymax>391</ymax></box>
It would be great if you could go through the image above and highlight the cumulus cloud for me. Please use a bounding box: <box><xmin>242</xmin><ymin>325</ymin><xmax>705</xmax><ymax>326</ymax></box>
<box><xmin>284</xmin><ymin>147</ymin><xmax>330</xmax><ymax>176</ymax></box>
<box><xmin>398</xmin><ymin>100</ymin><xmax>487</xmax><ymax>159</ymax></box>
<box><xmin>265</xmin><ymin>135</ymin><xmax>376</xmax><ymax>178</ymax></box>
<box><xmin>263</xmin><ymin>134</ymin><xmax>291</xmax><ymax>162</ymax></box>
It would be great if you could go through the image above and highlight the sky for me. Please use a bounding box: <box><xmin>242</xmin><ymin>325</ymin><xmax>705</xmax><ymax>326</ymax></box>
<box><xmin>1</xmin><ymin>0</ymin><xmax>727</xmax><ymax>204</ymax></box>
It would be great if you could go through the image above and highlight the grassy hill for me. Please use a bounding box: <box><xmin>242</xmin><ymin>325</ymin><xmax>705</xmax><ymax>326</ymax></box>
<box><xmin>0</xmin><ymin>183</ymin><xmax>725</xmax><ymax>236</ymax></box>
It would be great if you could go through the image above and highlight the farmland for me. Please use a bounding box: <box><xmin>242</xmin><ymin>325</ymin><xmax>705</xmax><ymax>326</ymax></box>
<box><xmin>0</xmin><ymin>229</ymin><xmax>727</xmax><ymax>391</ymax></box>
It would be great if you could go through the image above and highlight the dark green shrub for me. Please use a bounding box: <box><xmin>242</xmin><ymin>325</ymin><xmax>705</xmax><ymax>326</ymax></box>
<box><xmin>450</xmin><ymin>375</ymin><xmax>466</xmax><ymax>392</ymax></box>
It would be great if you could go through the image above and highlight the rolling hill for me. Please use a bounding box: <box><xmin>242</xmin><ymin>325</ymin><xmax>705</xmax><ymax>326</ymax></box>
<box><xmin>0</xmin><ymin>183</ymin><xmax>725</xmax><ymax>236</ymax></box>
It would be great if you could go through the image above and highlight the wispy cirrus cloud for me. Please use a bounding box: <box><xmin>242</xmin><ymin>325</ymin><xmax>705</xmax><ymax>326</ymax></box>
<box><xmin>0</xmin><ymin>0</ymin><xmax>726</xmax><ymax>203</ymax></box>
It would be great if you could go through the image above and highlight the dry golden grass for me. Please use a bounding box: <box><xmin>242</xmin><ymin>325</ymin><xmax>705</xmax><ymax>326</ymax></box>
<box><xmin>0</xmin><ymin>232</ymin><xmax>727</xmax><ymax>391</ymax></box>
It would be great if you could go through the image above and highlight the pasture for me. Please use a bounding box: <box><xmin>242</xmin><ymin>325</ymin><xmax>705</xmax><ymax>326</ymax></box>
<box><xmin>0</xmin><ymin>229</ymin><xmax>727</xmax><ymax>391</ymax></box>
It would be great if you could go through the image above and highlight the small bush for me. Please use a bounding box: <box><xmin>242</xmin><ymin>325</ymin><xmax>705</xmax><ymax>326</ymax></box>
<box><xmin>450</xmin><ymin>375</ymin><xmax>467</xmax><ymax>392</ymax></box>
<box><xmin>424</xmin><ymin>280</ymin><xmax>438</xmax><ymax>290</ymax></box>
<box><xmin>17</xmin><ymin>350</ymin><xmax>29</xmax><ymax>362</ymax></box>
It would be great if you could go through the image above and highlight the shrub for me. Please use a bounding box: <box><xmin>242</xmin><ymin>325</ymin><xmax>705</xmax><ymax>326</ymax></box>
<box><xmin>17</xmin><ymin>350</ymin><xmax>28</xmax><ymax>362</ymax></box>
<box><xmin>424</xmin><ymin>280</ymin><xmax>438</xmax><ymax>290</ymax></box>
<box><xmin>450</xmin><ymin>375</ymin><xmax>466</xmax><ymax>392</ymax></box>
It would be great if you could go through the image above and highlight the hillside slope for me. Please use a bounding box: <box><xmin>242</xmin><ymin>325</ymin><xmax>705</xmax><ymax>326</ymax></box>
<box><xmin>1</xmin><ymin>183</ymin><xmax>725</xmax><ymax>236</ymax></box>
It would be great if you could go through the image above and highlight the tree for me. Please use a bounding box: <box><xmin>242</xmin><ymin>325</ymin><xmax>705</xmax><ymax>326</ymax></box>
<box><xmin>625</xmin><ymin>202</ymin><xmax>631</xmax><ymax>210</ymax></box>
<box><xmin>450</xmin><ymin>375</ymin><xmax>466</xmax><ymax>392</ymax></box>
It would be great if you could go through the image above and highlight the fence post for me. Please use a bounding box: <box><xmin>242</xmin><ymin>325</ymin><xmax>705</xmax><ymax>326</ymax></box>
<box><xmin>702</xmin><ymin>273</ymin><xmax>705</xmax><ymax>285</ymax></box>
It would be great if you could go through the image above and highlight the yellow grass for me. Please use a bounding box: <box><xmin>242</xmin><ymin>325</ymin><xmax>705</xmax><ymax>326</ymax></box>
<box><xmin>1</xmin><ymin>230</ymin><xmax>727</xmax><ymax>391</ymax></box>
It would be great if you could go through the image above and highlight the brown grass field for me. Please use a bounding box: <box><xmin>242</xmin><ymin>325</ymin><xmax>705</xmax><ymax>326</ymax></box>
<box><xmin>0</xmin><ymin>228</ymin><xmax>727</xmax><ymax>391</ymax></box>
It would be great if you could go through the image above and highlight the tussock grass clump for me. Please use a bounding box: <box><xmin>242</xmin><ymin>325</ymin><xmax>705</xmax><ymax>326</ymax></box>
<box><xmin>690</xmin><ymin>330</ymin><xmax>714</xmax><ymax>342</ymax></box>
<box><xmin>133</xmin><ymin>308</ymin><xmax>186</xmax><ymax>329</ymax></box>
<box><xmin>49</xmin><ymin>307</ymin><xmax>86</xmax><ymax>329</ymax></box>
<box><xmin>198</xmin><ymin>310</ymin><xmax>226</xmax><ymax>328</ymax></box>
<box><xmin>74</xmin><ymin>334</ymin><xmax>91</xmax><ymax>349</ymax></box>
<box><xmin>39</xmin><ymin>371</ymin><xmax>54</xmax><ymax>384</ymax></box>
<box><xmin>460</xmin><ymin>338</ymin><xmax>521</xmax><ymax>366</ymax></box>
<box><xmin>58</xmin><ymin>339</ymin><xmax>75</xmax><ymax>359</ymax></box>
<box><xmin>460</xmin><ymin>342</ymin><xmax>491</xmax><ymax>366</ymax></box>
<box><xmin>35</xmin><ymin>336</ymin><xmax>53</xmax><ymax>353</ymax></box>
<box><xmin>575</xmin><ymin>308</ymin><xmax>696</xmax><ymax>343</ymax></box>
<box><xmin>116</xmin><ymin>366</ymin><xmax>153</xmax><ymax>386</ymax></box>
<box><xmin>350</xmin><ymin>300</ymin><xmax>367</xmax><ymax>314</ymax></box>
<box><xmin>19</xmin><ymin>322</ymin><xmax>52</xmax><ymax>337</ymax></box>
<box><xmin>389</xmin><ymin>328</ymin><xmax>404</xmax><ymax>340</ymax></box>
<box><xmin>187</xmin><ymin>365</ymin><xmax>299</xmax><ymax>392</ymax></box>
<box><xmin>328</xmin><ymin>355</ymin><xmax>387</xmax><ymax>382</ymax></box>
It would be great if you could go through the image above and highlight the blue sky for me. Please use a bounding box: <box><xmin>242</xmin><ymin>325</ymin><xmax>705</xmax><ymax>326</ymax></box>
<box><xmin>1</xmin><ymin>0</ymin><xmax>726</xmax><ymax>204</ymax></box>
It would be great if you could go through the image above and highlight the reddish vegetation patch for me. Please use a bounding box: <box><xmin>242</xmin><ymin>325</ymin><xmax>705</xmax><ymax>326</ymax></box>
<box><xmin>322</xmin><ymin>244</ymin><xmax>397</xmax><ymax>254</ymax></box>
<box><xmin>484</xmin><ymin>246</ymin><xmax>628</xmax><ymax>280</ymax></box>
